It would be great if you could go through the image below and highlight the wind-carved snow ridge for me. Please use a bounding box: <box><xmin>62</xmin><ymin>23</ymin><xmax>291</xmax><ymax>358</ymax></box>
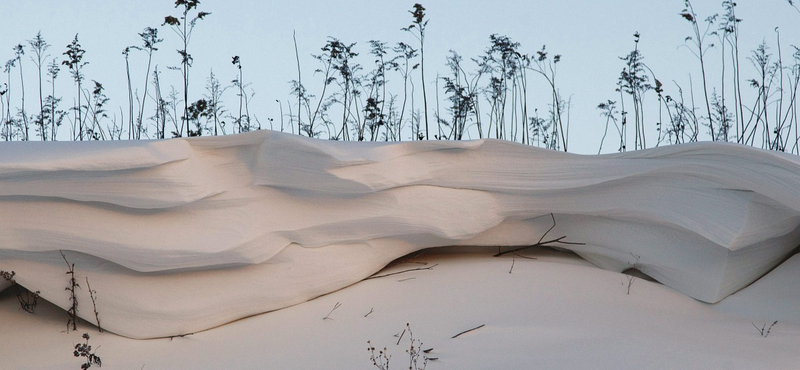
<box><xmin>1</xmin><ymin>130</ymin><xmax>800</xmax><ymax>339</ymax></box>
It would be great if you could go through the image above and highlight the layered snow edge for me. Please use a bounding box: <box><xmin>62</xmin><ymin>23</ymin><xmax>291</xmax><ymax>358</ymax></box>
<box><xmin>1</xmin><ymin>130</ymin><xmax>799</xmax><ymax>338</ymax></box>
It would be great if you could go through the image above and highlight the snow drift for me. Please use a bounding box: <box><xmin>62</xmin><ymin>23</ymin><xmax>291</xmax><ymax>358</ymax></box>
<box><xmin>1</xmin><ymin>130</ymin><xmax>799</xmax><ymax>338</ymax></box>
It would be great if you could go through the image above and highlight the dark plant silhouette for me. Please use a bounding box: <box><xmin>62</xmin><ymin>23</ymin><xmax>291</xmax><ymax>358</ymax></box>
<box><xmin>391</xmin><ymin>42</ymin><xmax>418</xmax><ymax>140</ymax></box>
<box><xmin>61</xmin><ymin>250</ymin><xmax>80</xmax><ymax>332</ymax></box>
<box><xmin>45</xmin><ymin>58</ymin><xmax>65</xmax><ymax>141</ymax></box>
<box><xmin>363</xmin><ymin>40</ymin><xmax>393</xmax><ymax>141</ymax></box>
<box><xmin>298</xmin><ymin>37</ymin><xmax>335</xmax><ymax>138</ymax></box>
<box><xmin>163</xmin><ymin>0</ymin><xmax>210</xmax><ymax>137</ymax></box>
<box><xmin>13</xmin><ymin>43</ymin><xmax>29</xmax><ymax>140</ymax></box>
<box><xmin>122</xmin><ymin>46</ymin><xmax>134</xmax><ymax>139</ymax></box>
<box><xmin>721</xmin><ymin>1</ymin><xmax>745</xmax><ymax>143</ymax></box>
<box><xmin>597</xmin><ymin>100</ymin><xmax>620</xmax><ymax>153</ymax></box>
<box><xmin>403</xmin><ymin>3</ymin><xmax>429</xmax><ymax>140</ymax></box>
<box><xmin>290</xmin><ymin>31</ymin><xmax>310</xmax><ymax>136</ymax></box>
<box><xmin>681</xmin><ymin>0</ymin><xmax>718</xmax><ymax>140</ymax></box>
<box><xmin>617</xmin><ymin>32</ymin><xmax>652</xmax><ymax>151</ymax></box>
<box><xmin>231</xmin><ymin>55</ymin><xmax>253</xmax><ymax>133</ymax></box>
<box><xmin>28</xmin><ymin>31</ymin><xmax>50</xmax><ymax>140</ymax></box>
<box><xmin>530</xmin><ymin>46</ymin><xmax>567</xmax><ymax>150</ymax></box>
<box><xmin>183</xmin><ymin>98</ymin><xmax>209</xmax><ymax>137</ymax></box>
<box><xmin>320</xmin><ymin>37</ymin><xmax>360</xmax><ymax>140</ymax></box>
<box><xmin>73</xmin><ymin>333</ymin><xmax>102</xmax><ymax>369</ymax></box>
<box><xmin>3</xmin><ymin>57</ymin><xmax>19</xmax><ymax>141</ymax></box>
<box><xmin>150</xmin><ymin>66</ymin><xmax>169</xmax><ymax>139</ymax></box>
<box><xmin>135</xmin><ymin>27</ymin><xmax>162</xmax><ymax>139</ymax></box>
<box><xmin>62</xmin><ymin>34</ymin><xmax>87</xmax><ymax>141</ymax></box>
<box><xmin>482</xmin><ymin>34</ymin><xmax>519</xmax><ymax>141</ymax></box>
<box><xmin>0</xmin><ymin>79</ymin><xmax>7</xmax><ymax>140</ymax></box>
<box><xmin>528</xmin><ymin>111</ymin><xmax>550</xmax><ymax>147</ymax></box>
<box><xmin>83</xmin><ymin>81</ymin><xmax>109</xmax><ymax>140</ymax></box>
<box><xmin>442</xmin><ymin>50</ymin><xmax>481</xmax><ymax>140</ymax></box>
<box><xmin>1</xmin><ymin>61</ymin><xmax>10</xmax><ymax>140</ymax></box>
<box><xmin>85</xmin><ymin>277</ymin><xmax>101</xmax><ymax>332</ymax></box>
<box><xmin>0</xmin><ymin>1</ymin><xmax>796</xmax><ymax>155</ymax></box>
<box><xmin>1</xmin><ymin>270</ymin><xmax>41</xmax><ymax>314</ymax></box>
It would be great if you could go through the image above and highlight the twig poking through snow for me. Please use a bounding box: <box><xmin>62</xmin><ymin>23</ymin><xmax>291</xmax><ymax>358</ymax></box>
<box><xmin>495</xmin><ymin>214</ymin><xmax>584</xmax><ymax>257</ymax></box>
<box><xmin>451</xmin><ymin>324</ymin><xmax>485</xmax><ymax>338</ymax></box>
<box><xmin>752</xmin><ymin>321</ymin><xmax>778</xmax><ymax>337</ymax></box>
<box><xmin>61</xmin><ymin>250</ymin><xmax>80</xmax><ymax>332</ymax></box>
<box><xmin>513</xmin><ymin>252</ymin><xmax>538</xmax><ymax>260</ymax></box>
<box><xmin>625</xmin><ymin>253</ymin><xmax>641</xmax><ymax>295</ymax></box>
<box><xmin>323</xmin><ymin>302</ymin><xmax>341</xmax><ymax>320</ymax></box>
<box><xmin>85</xmin><ymin>277</ymin><xmax>102</xmax><ymax>332</ymax></box>
<box><xmin>395</xmin><ymin>328</ymin><xmax>406</xmax><ymax>345</ymax></box>
<box><xmin>540</xmin><ymin>213</ymin><xmax>558</xmax><ymax>242</ymax></box>
<box><xmin>169</xmin><ymin>332</ymin><xmax>195</xmax><ymax>341</ymax></box>
<box><xmin>366</xmin><ymin>264</ymin><xmax>439</xmax><ymax>280</ymax></box>
<box><xmin>364</xmin><ymin>307</ymin><xmax>374</xmax><ymax>317</ymax></box>
<box><xmin>495</xmin><ymin>236</ymin><xmax>585</xmax><ymax>257</ymax></box>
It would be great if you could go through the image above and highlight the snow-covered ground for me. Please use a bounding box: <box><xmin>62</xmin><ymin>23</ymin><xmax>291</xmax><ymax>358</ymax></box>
<box><xmin>2</xmin><ymin>246</ymin><xmax>800</xmax><ymax>369</ymax></box>
<box><xmin>2</xmin><ymin>131</ymin><xmax>800</xmax><ymax>368</ymax></box>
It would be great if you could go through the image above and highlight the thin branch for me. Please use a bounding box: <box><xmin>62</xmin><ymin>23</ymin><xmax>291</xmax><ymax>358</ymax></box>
<box><xmin>494</xmin><ymin>237</ymin><xmax>585</xmax><ymax>257</ymax></box>
<box><xmin>451</xmin><ymin>324</ymin><xmax>485</xmax><ymax>338</ymax></box>
<box><xmin>85</xmin><ymin>277</ymin><xmax>101</xmax><ymax>332</ymax></box>
<box><xmin>396</xmin><ymin>328</ymin><xmax>406</xmax><ymax>345</ymax></box>
<box><xmin>752</xmin><ymin>321</ymin><xmax>778</xmax><ymax>337</ymax></box>
<box><xmin>323</xmin><ymin>301</ymin><xmax>341</xmax><ymax>320</ymax></box>
<box><xmin>512</xmin><ymin>252</ymin><xmax>538</xmax><ymax>260</ymax></box>
<box><xmin>494</xmin><ymin>213</ymin><xmax>585</xmax><ymax>257</ymax></box>
<box><xmin>538</xmin><ymin>213</ymin><xmax>557</xmax><ymax>244</ymax></box>
<box><xmin>366</xmin><ymin>264</ymin><xmax>439</xmax><ymax>280</ymax></box>
<box><xmin>169</xmin><ymin>332</ymin><xmax>194</xmax><ymax>341</ymax></box>
<box><xmin>60</xmin><ymin>250</ymin><xmax>79</xmax><ymax>332</ymax></box>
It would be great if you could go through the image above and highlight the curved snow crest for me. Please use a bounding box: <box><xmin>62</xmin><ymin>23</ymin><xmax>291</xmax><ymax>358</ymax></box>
<box><xmin>2</xmin><ymin>130</ymin><xmax>800</xmax><ymax>338</ymax></box>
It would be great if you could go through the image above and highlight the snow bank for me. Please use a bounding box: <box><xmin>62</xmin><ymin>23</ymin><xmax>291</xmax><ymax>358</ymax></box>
<box><xmin>713</xmin><ymin>253</ymin><xmax>800</xmax><ymax>323</ymax></box>
<box><xmin>1</xmin><ymin>130</ymin><xmax>799</xmax><ymax>338</ymax></box>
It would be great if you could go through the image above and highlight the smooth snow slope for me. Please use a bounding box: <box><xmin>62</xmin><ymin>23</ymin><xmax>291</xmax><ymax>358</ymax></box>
<box><xmin>5</xmin><ymin>247</ymin><xmax>800</xmax><ymax>370</ymax></box>
<box><xmin>1</xmin><ymin>130</ymin><xmax>800</xmax><ymax>338</ymax></box>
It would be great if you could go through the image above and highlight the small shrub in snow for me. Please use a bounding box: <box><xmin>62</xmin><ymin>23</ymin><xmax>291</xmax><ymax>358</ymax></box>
<box><xmin>1</xmin><ymin>270</ymin><xmax>41</xmax><ymax>314</ymax></box>
<box><xmin>0</xmin><ymin>270</ymin><xmax>14</xmax><ymax>282</ymax></box>
<box><xmin>368</xmin><ymin>323</ymin><xmax>432</xmax><ymax>370</ymax></box>
<box><xmin>73</xmin><ymin>333</ymin><xmax>102</xmax><ymax>369</ymax></box>
<box><xmin>61</xmin><ymin>250</ymin><xmax>80</xmax><ymax>332</ymax></box>
<box><xmin>367</xmin><ymin>341</ymin><xmax>390</xmax><ymax>370</ymax></box>
<box><xmin>404</xmin><ymin>323</ymin><xmax>428</xmax><ymax>370</ymax></box>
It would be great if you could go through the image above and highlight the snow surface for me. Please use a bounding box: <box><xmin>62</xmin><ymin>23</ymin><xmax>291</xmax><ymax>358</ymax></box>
<box><xmin>1</xmin><ymin>130</ymin><xmax>800</xmax><ymax>340</ymax></box>
<box><xmin>2</xmin><ymin>247</ymin><xmax>800</xmax><ymax>369</ymax></box>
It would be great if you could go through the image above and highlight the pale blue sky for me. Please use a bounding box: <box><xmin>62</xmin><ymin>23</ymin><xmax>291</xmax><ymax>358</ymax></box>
<box><xmin>2</xmin><ymin>1</ymin><xmax>799</xmax><ymax>152</ymax></box>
